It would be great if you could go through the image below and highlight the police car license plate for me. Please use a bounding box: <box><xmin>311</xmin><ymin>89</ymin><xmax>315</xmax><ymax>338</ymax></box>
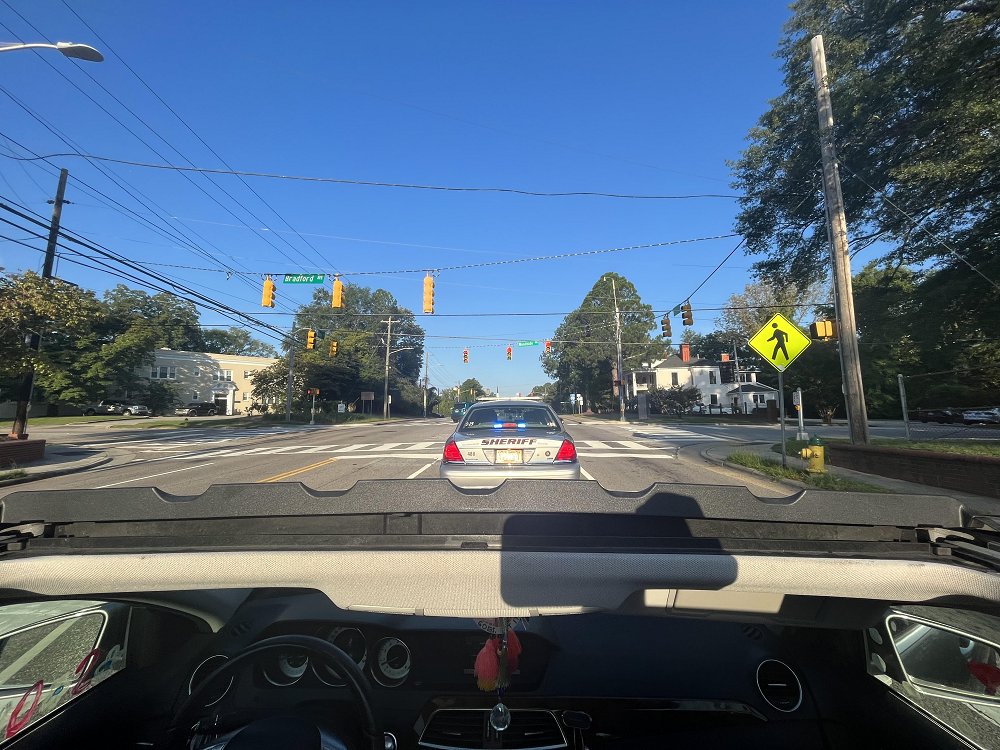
<box><xmin>496</xmin><ymin>449</ymin><xmax>522</xmax><ymax>464</ymax></box>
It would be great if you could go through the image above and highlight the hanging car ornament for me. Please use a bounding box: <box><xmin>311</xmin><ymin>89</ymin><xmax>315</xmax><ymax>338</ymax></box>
<box><xmin>472</xmin><ymin>618</ymin><xmax>522</xmax><ymax>692</ymax></box>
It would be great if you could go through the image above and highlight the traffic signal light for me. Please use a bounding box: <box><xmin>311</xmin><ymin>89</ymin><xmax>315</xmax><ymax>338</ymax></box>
<box><xmin>506</xmin><ymin>346</ymin><xmax>512</xmax><ymax>361</ymax></box>
<box><xmin>332</xmin><ymin>276</ymin><xmax>344</xmax><ymax>308</ymax></box>
<box><xmin>423</xmin><ymin>274</ymin><xmax>435</xmax><ymax>314</ymax></box>
<box><xmin>329</xmin><ymin>340</ymin><xmax>338</xmax><ymax>356</ymax></box>
<box><xmin>261</xmin><ymin>276</ymin><xmax>276</xmax><ymax>308</ymax></box>
<box><xmin>545</xmin><ymin>340</ymin><xmax>552</xmax><ymax>354</ymax></box>
<box><xmin>681</xmin><ymin>301</ymin><xmax>694</xmax><ymax>326</ymax></box>
<box><xmin>810</xmin><ymin>320</ymin><xmax>838</xmax><ymax>339</ymax></box>
<box><xmin>306</xmin><ymin>329</ymin><xmax>316</xmax><ymax>349</ymax></box>
<box><xmin>305</xmin><ymin>388</ymin><xmax>320</xmax><ymax>396</ymax></box>
<box><xmin>660</xmin><ymin>315</ymin><xmax>672</xmax><ymax>338</ymax></box>
<box><xmin>463</xmin><ymin>349</ymin><xmax>469</xmax><ymax>363</ymax></box>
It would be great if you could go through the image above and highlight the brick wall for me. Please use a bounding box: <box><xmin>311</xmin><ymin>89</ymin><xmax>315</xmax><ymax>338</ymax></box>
<box><xmin>0</xmin><ymin>439</ymin><xmax>46</xmax><ymax>467</ymax></box>
<box><xmin>827</xmin><ymin>444</ymin><xmax>1000</xmax><ymax>499</ymax></box>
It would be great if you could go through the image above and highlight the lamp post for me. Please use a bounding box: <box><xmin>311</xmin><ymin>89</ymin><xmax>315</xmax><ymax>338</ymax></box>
<box><xmin>0</xmin><ymin>41</ymin><xmax>104</xmax><ymax>62</ymax></box>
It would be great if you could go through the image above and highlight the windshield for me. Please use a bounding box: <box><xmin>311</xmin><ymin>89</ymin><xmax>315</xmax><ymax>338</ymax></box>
<box><xmin>460</xmin><ymin>406</ymin><xmax>560</xmax><ymax>432</ymax></box>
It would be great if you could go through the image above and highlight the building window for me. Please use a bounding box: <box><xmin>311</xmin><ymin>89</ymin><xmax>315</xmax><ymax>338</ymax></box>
<box><xmin>150</xmin><ymin>366</ymin><xmax>176</xmax><ymax>380</ymax></box>
<box><xmin>709</xmin><ymin>371</ymin><xmax>717</xmax><ymax>384</ymax></box>
<box><xmin>192</xmin><ymin>391</ymin><xmax>199</xmax><ymax>401</ymax></box>
<box><xmin>242</xmin><ymin>392</ymin><xmax>250</xmax><ymax>401</ymax></box>
<box><xmin>710</xmin><ymin>394</ymin><xmax>718</xmax><ymax>405</ymax></box>
<box><xmin>212</xmin><ymin>370</ymin><xmax>233</xmax><ymax>382</ymax></box>
<box><xmin>671</xmin><ymin>372</ymin><xmax>679</xmax><ymax>386</ymax></box>
<box><xmin>244</xmin><ymin>370</ymin><xmax>255</xmax><ymax>379</ymax></box>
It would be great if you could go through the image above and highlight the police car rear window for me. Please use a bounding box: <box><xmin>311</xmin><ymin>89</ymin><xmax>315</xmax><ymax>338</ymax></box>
<box><xmin>462</xmin><ymin>406</ymin><xmax>558</xmax><ymax>430</ymax></box>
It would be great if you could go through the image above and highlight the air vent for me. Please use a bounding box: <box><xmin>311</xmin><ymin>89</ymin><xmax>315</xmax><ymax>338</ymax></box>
<box><xmin>419</xmin><ymin>709</ymin><xmax>567</xmax><ymax>750</ymax></box>
<box><xmin>756</xmin><ymin>659</ymin><xmax>802</xmax><ymax>712</ymax></box>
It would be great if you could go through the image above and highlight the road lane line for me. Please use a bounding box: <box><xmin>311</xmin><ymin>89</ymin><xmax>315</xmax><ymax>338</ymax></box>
<box><xmin>577</xmin><ymin>440</ymin><xmax>612</xmax><ymax>450</ymax></box>
<box><xmin>360</xmin><ymin>442</ymin><xmax>402</xmax><ymax>451</ymax></box>
<box><xmin>580</xmin><ymin>467</ymin><xmax>596</xmax><ymax>480</ymax></box>
<box><xmin>403</xmin><ymin>441</ymin><xmax>438</xmax><ymax>450</ymax></box>
<box><xmin>615</xmin><ymin>440</ymin><xmax>654</xmax><ymax>450</ymax></box>
<box><xmin>258</xmin><ymin>457</ymin><xmax>339</xmax><ymax>483</ymax></box>
<box><xmin>95</xmin><ymin>462</ymin><xmax>216</xmax><ymax>488</ymax></box>
<box><xmin>331</xmin><ymin>444</ymin><xmax>375</xmax><ymax>453</ymax></box>
<box><xmin>299</xmin><ymin>444</ymin><xmax>341</xmax><ymax>453</ymax></box>
<box><xmin>577</xmin><ymin>452</ymin><xmax>674</xmax><ymax>458</ymax></box>
<box><xmin>407</xmin><ymin>460</ymin><xmax>439</xmax><ymax>479</ymax></box>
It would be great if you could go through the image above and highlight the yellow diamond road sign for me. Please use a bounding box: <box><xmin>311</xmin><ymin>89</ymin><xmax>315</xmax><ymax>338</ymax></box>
<box><xmin>747</xmin><ymin>313</ymin><xmax>812</xmax><ymax>372</ymax></box>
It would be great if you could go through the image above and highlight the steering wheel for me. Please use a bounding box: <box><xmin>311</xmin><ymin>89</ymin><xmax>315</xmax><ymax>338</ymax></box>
<box><xmin>171</xmin><ymin>635</ymin><xmax>381</xmax><ymax>750</ymax></box>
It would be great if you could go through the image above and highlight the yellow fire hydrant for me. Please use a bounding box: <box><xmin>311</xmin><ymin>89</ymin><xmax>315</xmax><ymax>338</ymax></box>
<box><xmin>800</xmin><ymin>436</ymin><xmax>826</xmax><ymax>474</ymax></box>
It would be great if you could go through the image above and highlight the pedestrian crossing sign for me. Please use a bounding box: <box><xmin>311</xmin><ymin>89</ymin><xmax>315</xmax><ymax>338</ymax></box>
<box><xmin>747</xmin><ymin>313</ymin><xmax>812</xmax><ymax>372</ymax></box>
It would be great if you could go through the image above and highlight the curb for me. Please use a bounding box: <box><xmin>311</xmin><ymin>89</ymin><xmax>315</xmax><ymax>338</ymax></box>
<box><xmin>0</xmin><ymin>452</ymin><xmax>112</xmax><ymax>488</ymax></box>
<box><xmin>699</xmin><ymin>446</ymin><xmax>811</xmax><ymax>492</ymax></box>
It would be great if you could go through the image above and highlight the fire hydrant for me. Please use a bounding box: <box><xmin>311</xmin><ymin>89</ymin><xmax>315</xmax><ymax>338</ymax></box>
<box><xmin>800</xmin><ymin>435</ymin><xmax>826</xmax><ymax>474</ymax></box>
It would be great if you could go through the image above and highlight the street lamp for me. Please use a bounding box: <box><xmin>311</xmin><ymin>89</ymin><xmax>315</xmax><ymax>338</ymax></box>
<box><xmin>0</xmin><ymin>41</ymin><xmax>104</xmax><ymax>62</ymax></box>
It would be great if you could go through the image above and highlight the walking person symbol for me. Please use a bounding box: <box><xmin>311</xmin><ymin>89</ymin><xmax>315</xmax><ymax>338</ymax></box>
<box><xmin>767</xmin><ymin>322</ymin><xmax>790</xmax><ymax>361</ymax></box>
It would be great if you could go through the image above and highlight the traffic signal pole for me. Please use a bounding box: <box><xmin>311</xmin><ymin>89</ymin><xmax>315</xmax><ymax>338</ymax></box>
<box><xmin>9</xmin><ymin>168</ymin><xmax>68</xmax><ymax>440</ymax></box>
<box><xmin>285</xmin><ymin>342</ymin><xmax>295</xmax><ymax>423</ymax></box>
<box><xmin>810</xmin><ymin>35</ymin><xmax>870</xmax><ymax>445</ymax></box>
<box><xmin>609</xmin><ymin>277</ymin><xmax>626</xmax><ymax>423</ymax></box>
<box><xmin>383</xmin><ymin>316</ymin><xmax>393</xmax><ymax>419</ymax></box>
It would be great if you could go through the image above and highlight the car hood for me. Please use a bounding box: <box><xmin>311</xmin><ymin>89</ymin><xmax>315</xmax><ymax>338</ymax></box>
<box><xmin>2</xmin><ymin>480</ymin><xmax>999</xmax><ymax>620</ymax></box>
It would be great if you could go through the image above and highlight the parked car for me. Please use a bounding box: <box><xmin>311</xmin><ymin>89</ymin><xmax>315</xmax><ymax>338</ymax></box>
<box><xmin>913</xmin><ymin>408</ymin><xmax>962</xmax><ymax>424</ymax></box>
<box><xmin>119</xmin><ymin>403</ymin><xmax>151</xmax><ymax>417</ymax></box>
<box><xmin>174</xmin><ymin>402</ymin><xmax>218</xmax><ymax>417</ymax></box>
<box><xmin>962</xmin><ymin>407</ymin><xmax>1000</xmax><ymax>425</ymax></box>
<box><xmin>450</xmin><ymin>402</ymin><xmax>474</xmax><ymax>422</ymax></box>
<box><xmin>82</xmin><ymin>400</ymin><xmax>125</xmax><ymax>416</ymax></box>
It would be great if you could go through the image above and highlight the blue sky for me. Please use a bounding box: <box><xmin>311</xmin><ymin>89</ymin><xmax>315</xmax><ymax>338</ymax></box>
<box><xmin>0</xmin><ymin>1</ymin><xmax>795</xmax><ymax>395</ymax></box>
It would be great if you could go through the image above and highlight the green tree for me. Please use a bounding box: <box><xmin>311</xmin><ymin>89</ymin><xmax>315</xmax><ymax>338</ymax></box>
<box><xmin>731</xmin><ymin>0</ymin><xmax>1000</xmax><ymax>318</ymax></box>
<box><xmin>543</xmin><ymin>273</ymin><xmax>657</xmax><ymax>410</ymax></box>
<box><xmin>458</xmin><ymin>378</ymin><xmax>485</xmax><ymax>401</ymax></box>
<box><xmin>647</xmin><ymin>386</ymin><xmax>702</xmax><ymax>416</ymax></box>
<box><xmin>103</xmin><ymin>285</ymin><xmax>206</xmax><ymax>351</ymax></box>
<box><xmin>202</xmin><ymin>327</ymin><xmax>278</xmax><ymax>357</ymax></box>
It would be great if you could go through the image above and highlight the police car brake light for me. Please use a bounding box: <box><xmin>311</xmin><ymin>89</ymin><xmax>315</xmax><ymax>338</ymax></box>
<box><xmin>443</xmin><ymin>440</ymin><xmax>464</xmax><ymax>463</ymax></box>
<box><xmin>554</xmin><ymin>440</ymin><xmax>577</xmax><ymax>462</ymax></box>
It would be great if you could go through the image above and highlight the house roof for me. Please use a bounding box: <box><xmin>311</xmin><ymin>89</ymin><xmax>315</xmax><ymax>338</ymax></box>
<box><xmin>648</xmin><ymin>353</ymin><xmax>717</xmax><ymax>369</ymax></box>
<box><xmin>727</xmin><ymin>383</ymin><xmax>777</xmax><ymax>395</ymax></box>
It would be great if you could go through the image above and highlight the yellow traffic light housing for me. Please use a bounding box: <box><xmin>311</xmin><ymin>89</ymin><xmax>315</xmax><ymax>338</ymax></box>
<box><xmin>660</xmin><ymin>315</ymin><xmax>672</xmax><ymax>337</ymax></box>
<box><xmin>810</xmin><ymin>320</ymin><xmax>838</xmax><ymax>340</ymax></box>
<box><xmin>306</xmin><ymin>329</ymin><xmax>316</xmax><ymax>350</ymax></box>
<box><xmin>463</xmin><ymin>349</ymin><xmax>469</xmax><ymax>363</ymax></box>
<box><xmin>261</xmin><ymin>276</ymin><xmax>276</xmax><ymax>308</ymax></box>
<box><xmin>506</xmin><ymin>346</ymin><xmax>512</xmax><ymax>361</ymax></box>
<box><xmin>681</xmin><ymin>302</ymin><xmax>694</xmax><ymax>327</ymax></box>
<box><xmin>329</xmin><ymin>340</ymin><xmax>338</xmax><ymax>356</ymax></box>
<box><xmin>332</xmin><ymin>276</ymin><xmax>344</xmax><ymax>308</ymax></box>
<box><xmin>423</xmin><ymin>274</ymin><xmax>435</xmax><ymax>314</ymax></box>
<box><xmin>545</xmin><ymin>340</ymin><xmax>552</xmax><ymax>354</ymax></box>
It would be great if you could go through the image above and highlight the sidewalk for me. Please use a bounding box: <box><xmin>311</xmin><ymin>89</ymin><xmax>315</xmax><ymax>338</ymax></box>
<box><xmin>701</xmin><ymin>441</ymin><xmax>992</xmax><ymax>501</ymax></box>
<box><xmin>0</xmin><ymin>443</ymin><xmax>111</xmax><ymax>487</ymax></box>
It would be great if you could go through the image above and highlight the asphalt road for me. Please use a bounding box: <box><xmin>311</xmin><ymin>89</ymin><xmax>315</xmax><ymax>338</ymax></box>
<box><xmin>1</xmin><ymin>417</ymin><xmax>790</xmax><ymax>498</ymax></box>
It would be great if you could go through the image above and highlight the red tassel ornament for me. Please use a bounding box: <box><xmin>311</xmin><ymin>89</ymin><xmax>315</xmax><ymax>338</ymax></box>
<box><xmin>474</xmin><ymin>636</ymin><xmax>500</xmax><ymax>691</ymax></box>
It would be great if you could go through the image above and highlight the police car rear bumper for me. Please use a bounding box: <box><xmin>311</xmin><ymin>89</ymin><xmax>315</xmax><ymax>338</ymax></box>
<box><xmin>439</xmin><ymin>462</ymin><xmax>580</xmax><ymax>488</ymax></box>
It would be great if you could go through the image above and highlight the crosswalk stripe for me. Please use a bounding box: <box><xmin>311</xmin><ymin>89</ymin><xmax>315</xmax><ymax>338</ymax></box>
<box><xmin>331</xmin><ymin>444</ymin><xmax>375</xmax><ymax>452</ymax></box>
<box><xmin>615</xmin><ymin>440</ymin><xmax>655</xmax><ymax>450</ymax></box>
<box><xmin>577</xmin><ymin>440</ymin><xmax>611</xmax><ymax>450</ymax></box>
<box><xmin>403</xmin><ymin>441</ymin><xmax>438</xmax><ymax>450</ymax></box>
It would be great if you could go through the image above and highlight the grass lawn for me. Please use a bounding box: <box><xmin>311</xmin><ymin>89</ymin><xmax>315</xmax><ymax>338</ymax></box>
<box><xmin>727</xmin><ymin>451</ymin><xmax>889</xmax><ymax>493</ymax></box>
<box><xmin>113</xmin><ymin>413</ymin><xmax>404</xmax><ymax>429</ymax></box>
<box><xmin>21</xmin><ymin>415</ymin><xmax>132</xmax><ymax>426</ymax></box>
<box><xmin>0</xmin><ymin>469</ymin><xmax>27</xmax><ymax>481</ymax></box>
<box><xmin>772</xmin><ymin>438</ymin><xmax>1000</xmax><ymax>459</ymax></box>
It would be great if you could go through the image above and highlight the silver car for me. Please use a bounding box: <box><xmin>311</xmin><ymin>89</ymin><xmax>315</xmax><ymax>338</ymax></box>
<box><xmin>440</xmin><ymin>400</ymin><xmax>580</xmax><ymax>488</ymax></box>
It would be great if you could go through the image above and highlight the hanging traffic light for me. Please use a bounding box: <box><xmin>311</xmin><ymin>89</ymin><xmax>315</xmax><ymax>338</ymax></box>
<box><xmin>545</xmin><ymin>340</ymin><xmax>552</xmax><ymax>354</ymax></box>
<box><xmin>329</xmin><ymin>340</ymin><xmax>338</xmax><ymax>356</ymax></box>
<box><xmin>506</xmin><ymin>346</ymin><xmax>512</xmax><ymax>361</ymax></box>
<box><xmin>261</xmin><ymin>276</ymin><xmax>276</xmax><ymax>308</ymax></box>
<box><xmin>332</xmin><ymin>276</ymin><xmax>344</xmax><ymax>308</ymax></box>
<box><xmin>306</xmin><ymin>388</ymin><xmax>312</xmax><ymax>396</ymax></box>
<box><xmin>463</xmin><ymin>349</ymin><xmax>469</xmax><ymax>363</ymax></box>
<box><xmin>423</xmin><ymin>274</ymin><xmax>435</xmax><ymax>314</ymax></box>
<box><xmin>660</xmin><ymin>315</ymin><xmax>672</xmax><ymax>338</ymax></box>
<box><xmin>306</xmin><ymin>329</ymin><xmax>316</xmax><ymax>349</ymax></box>
<box><xmin>681</xmin><ymin>301</ymin><xmax>694</xmax><ymax>326</ymax></box>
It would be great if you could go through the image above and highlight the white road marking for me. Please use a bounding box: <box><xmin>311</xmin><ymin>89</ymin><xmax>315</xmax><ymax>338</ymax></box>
<box><xmin>577</xmin><ymin>452</ymin><xmax>674</xmax><ymax>458</ymax></box>
<box><xmin>95</xmin><ymin>462</ymin><xmax>216</xmax><ymax>488</ymax></box>
<box><xmin>615</xmin><ymin>440</ymin><xmax>655</xmax><ymax>450</ymax></box>
<box><xmin>580</xmin><ymin>467</ymin><xmax>595</xmax><ymax>480</ymax></box>
<box><xmin>298</xmin><ymin>444</ymin><xmax>342</xmax><ymax>453</ymax></box>
<box><xmin>576</xmin><ymin>440</ymin><xmax>612</xmax><ymax>450</ymax></box>
<box><xmin>404</xmin><ymin>441</ymin><xmax>439</xmax><ymax>450</ymax></box>
<box><xmin>407</xmin><ymin>460</ymin><xmax>439</xmax><ymax>479</ymax></box>
<box><xmin>331</xmin><ymin>444</ymin><xmax>376</xmax><ymax>452</ymax></box>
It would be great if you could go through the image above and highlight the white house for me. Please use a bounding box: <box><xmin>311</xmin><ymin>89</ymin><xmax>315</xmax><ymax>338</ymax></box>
<box><xmin>628</xmin><ymin>343</ymin><xmax>778</xmax><ymax>413</ymax></box>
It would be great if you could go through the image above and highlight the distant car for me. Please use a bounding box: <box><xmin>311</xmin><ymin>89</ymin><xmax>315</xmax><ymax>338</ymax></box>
<box><xmin>440</xmin><ymin>400</ymin><xmax>581</xmax><ymax>488</ymax></box>
<box><xmin>174</xmin><ymin>402</ymin><xmax>218</xmax><ymax>417</ymax></box>
<box><xmin>119</xmin><ymin>403</ymin><xmax>151</xmax><ymax>417</ymax></box>
<box><xmin>450</xmin><ymin>402</ymin><xmax>474</xmax><ymax>422</ymax></box>
<box><xmin>962</xmin><ymin>407</ymin><xmax>1000</xmax><ymax>425</ymax></box>
<box><xmin>913</xmin><ymin>408</ymin><xmax>961</xmax><ymax>424</ymax></box>
<box><xmin>83</xmin><ymin>400</ymin><xmax>125</xmax><ymax>416</ymax></box>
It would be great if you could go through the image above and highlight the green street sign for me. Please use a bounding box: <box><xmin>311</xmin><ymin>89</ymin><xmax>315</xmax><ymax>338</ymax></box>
<box><xmin>282</xmin><ymin>273</ymin><xmax>326</xmax><ymax>284</ymax></box>
<box><xmin>517</xmin><ymin>340</ymin><xmax>540</xmax><ymax>347</ymax></box>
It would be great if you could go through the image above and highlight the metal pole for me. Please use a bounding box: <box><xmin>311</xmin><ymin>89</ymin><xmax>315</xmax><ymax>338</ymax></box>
<box><xmin>383</xmin><ymin>316</ymin><xmax>392</xmax><ymax>420</ymax></box>
<box><xmin>422</xmin><ymin>348</ymin><xmax>429</xmax><ymax>418</ymax></box>
<box><xmin>284</xmin><ymin>342</ymin><xmax>295</xmax><ymax>423</ymax></box>
<box><xmin>898</xmin><ymin>374</ymin><xmax>911</xmax><ymax>441</ymax></box>
<box><xmin>796</xmin><ymin>387</ymin><xmax>808</xmax><ymax>441</ymax></box>
<box><xmin>810</xmin><ymin>34</ymin><xmax>870</xmax><ymax>445</ymax></box>
<box><xmin>778</xmin><ymin>371</ymin><xmax>788</xmax><ymax>468</ymax></box>
<box><xmin>310</xmin><ymin>392</ymin><xmax>316</xmax><ymax>425</ymax></box>
<box><xmin>610</xmin><ymin>277</ymin><xmax>626</xmax><ymax>422</ymax></box>
<box><xmin>9</xmin><ymin>168</ymin><xmax>68</xmax><ymax>439</ymax></box>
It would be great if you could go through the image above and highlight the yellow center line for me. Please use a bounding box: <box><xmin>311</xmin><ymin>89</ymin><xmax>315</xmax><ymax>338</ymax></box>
<box><xmin>257</xmin><ymin>457</ymin><xmax>339</xmax><ymax>483</ymax></box>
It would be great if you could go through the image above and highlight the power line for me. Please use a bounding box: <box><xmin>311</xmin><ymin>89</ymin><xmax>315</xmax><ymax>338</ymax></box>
<box><xmin>3</xmin><ymin>152</ymin><xmax>745</xmax><ymax>200</ymax></box>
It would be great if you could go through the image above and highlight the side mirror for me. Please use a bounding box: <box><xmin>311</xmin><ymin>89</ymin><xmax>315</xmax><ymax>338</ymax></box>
<box><xmin>885</xmin><ymin>613</ymin><xmax>1000</xmax><ymax>704</ymax></box>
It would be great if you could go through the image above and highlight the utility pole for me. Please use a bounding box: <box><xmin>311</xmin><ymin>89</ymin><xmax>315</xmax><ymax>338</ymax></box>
<box><xmin>608</xmin><ymin>276</ymin><xmax>626</xmax><ymax>423</ymax></box>
<box><xmin>382</xmin><ymin>316</ymin><xmax>393</xmax><ymax>419</ymax></box>
<box><xmin>9</xmin><ymin>168</ymin><xmax>68</xmax><ymax>439</ymax></box>
<box><xmin>810</xmin><ymin>34</ymin><xmax>870</xmax><ymax>445</ymax></box>
<box><xmin>422</xmin><ymin>348</ymin><xmax>429</xmax><ymax>418</ymax></box>
<box><xmin>285</xmin><ymin>341</ymin><xmax>296</xmax><ymax>423</ymax></box>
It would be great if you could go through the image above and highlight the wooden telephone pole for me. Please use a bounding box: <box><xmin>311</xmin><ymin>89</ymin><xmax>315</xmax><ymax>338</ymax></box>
<box><xmin>810</xmin><ymin>35</ymin><xmax>870</xmax><ymax>445</ymax></box>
